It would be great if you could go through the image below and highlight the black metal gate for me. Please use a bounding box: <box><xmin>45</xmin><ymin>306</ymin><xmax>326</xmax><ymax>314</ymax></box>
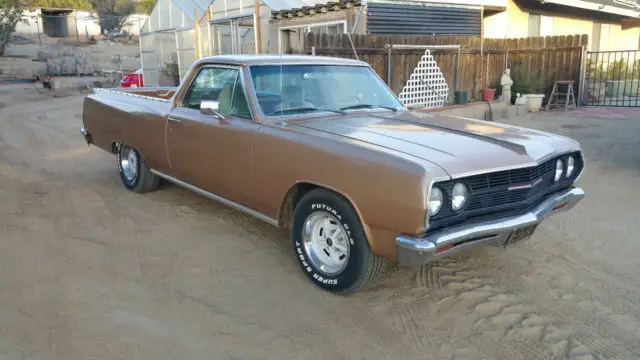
<box><xmin>585</xmin><ymin>50</ymin><xmax>640</xmax><ymax>107</ymax></box>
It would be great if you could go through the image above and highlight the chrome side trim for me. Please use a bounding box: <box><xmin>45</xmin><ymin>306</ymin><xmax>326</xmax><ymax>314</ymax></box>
<box><xmin>398</xmin><ymin>186</ymin><xmax>585</xmax><ymax>268</ymax></box>
<box><xmin>93</xmin><ymin>88</ymin><xmax>174</xmax><ymax>103</ymax></box>
<box><xmin>150</xmin><ymin>170</ymin><xmax>279</xmax><ymax>227</ymax></box>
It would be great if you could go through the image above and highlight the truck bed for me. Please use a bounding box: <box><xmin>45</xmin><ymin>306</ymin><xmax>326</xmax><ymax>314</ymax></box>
<box><xmin>82</xmin><ymin>86</ymin><xmax>176</xmax><ymax>174</ymax></box>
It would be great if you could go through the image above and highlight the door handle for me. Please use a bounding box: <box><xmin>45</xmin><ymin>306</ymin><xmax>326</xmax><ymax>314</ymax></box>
<box><xmin>168</xmin><ymin>116</ymin><xmax>182</xmax><ymax>123</ymax></box>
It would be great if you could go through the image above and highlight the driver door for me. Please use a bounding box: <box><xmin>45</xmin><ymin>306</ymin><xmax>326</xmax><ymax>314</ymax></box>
<box><xmin>166</xmin><ymin>65</ymin><xmax>258</xmax><ymax>203</ymax></box>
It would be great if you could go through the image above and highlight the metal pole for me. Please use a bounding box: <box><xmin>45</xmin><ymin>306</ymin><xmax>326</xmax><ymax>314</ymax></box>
<box><xmin>577</xmin><ymin>45</ymin><xmax>585</xmax><ymax>107</ymax></box>
<box><xmin>634</xmin><ymin>51</ymin><xmax>638</xmax><ymax>107</ymax></box>
<box><xmin>75</xmin><ymin>15</ymin><xmax>80</xmax><ymax>43</ymax></box>
<box><xmin>386</xmin><ymin>44</ymin><xmax>392</xmax><ymax>86</ymax></box>
<box><xmin>255</xmin><ymin>0</ymin><xmax>263</xmax><ymax>53</ymax></box>
<box><xmin>346</xmin><ymin>32</ymin><xmax>358</xmax><ymax>60</ymax></box>
<box><xmin>485</xmin><ymin>53</ymin><xmax>490</xmax><ymax>88</ymax></box>
<box><xmin>194</xmin><ymin>9</ymin><xmax>202</xmax><ymax>59</ymax></box>
<box><xmin>455</xmin><ymin>47</ymin><xmax>461</xmax><ymax>91</ymax></box>
<box><xmin>505</xmin><ymin>49</ymin><xmax>508</xmax><ymax>69</ymax></box>
<box><xmin>36</xmin><ymin>15</ymin><xmax>42</xmax><ymax>46</ymax></box>
<box><xmin>625</xmin><ymin>51</ymin><xmax>631</xmax><ymax>107</ymax></box>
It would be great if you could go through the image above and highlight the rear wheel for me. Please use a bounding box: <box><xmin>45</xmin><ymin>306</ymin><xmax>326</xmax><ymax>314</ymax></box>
<box><xmin>117</xmin><ymin>144</ymin><xmax>160</xmax><ymax>193</ymax></box>
<box><xmin>292</xmin><ymin>189</ymin><xmax>387</xmax><ymax>294</ymax></box>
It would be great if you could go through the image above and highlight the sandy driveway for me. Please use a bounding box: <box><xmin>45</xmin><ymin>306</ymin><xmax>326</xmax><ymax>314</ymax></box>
<box><xmin>1</xmin><ymin>86</ymin><xmax>640</xmax><ymax>360</ymax></box>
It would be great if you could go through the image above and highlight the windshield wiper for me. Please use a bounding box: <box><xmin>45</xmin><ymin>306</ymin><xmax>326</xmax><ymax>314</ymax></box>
<box><xmin>267</xmin><ymin>107</ymin><xmax>345</xmax><ymax>116</ymax></box>
<box><xmin>338</xmin><ymin>104</ymin><xmax>399</xmax><ymax>112</ymax></box>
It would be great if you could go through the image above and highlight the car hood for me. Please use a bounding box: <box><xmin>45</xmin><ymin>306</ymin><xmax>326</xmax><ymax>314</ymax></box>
<box><xmin>290</xmin><ymin>111</ymin><xmax>582</xmax><ymax>177</ymax></box>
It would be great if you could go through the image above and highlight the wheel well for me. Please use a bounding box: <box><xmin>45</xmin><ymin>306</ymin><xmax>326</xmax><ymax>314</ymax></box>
<box><xmin>279</xmin><ymin>182</ymin><xmax>319</xmax><ymax>230</ymax></box>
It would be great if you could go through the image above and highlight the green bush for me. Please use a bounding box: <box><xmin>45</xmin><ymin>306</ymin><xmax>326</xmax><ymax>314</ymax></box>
<box><xmin>511</xmin><ymin>67</ymin><xmax>542</xmax><ymax>104</ymax></box>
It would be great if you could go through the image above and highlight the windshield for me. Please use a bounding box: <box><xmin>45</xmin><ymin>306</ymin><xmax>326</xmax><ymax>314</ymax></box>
<box><xmin>248</xmin><ymin>64</ymin><xmax>404</xmax><ymax>117</ymax></box>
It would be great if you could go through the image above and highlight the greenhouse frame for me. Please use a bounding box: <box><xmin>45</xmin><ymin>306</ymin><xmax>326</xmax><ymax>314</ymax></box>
<box><xmin>139</xmin><ymin>0</ymin><xmax>334</xmax><ymax>86</ymax></box>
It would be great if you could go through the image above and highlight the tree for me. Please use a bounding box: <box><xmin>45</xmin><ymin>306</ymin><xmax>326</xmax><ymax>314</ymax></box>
<box><xmin>136</xmin><ymin>0</ymin><xmax>155</xmax><ymax>15</ymax></box>
<box><xmin>0</xmin><ymin>0</ymin><xmax>25</xmax><ymax>56</ymax></box>
<box><xmin>88</xmin><ymin>0</ymin><xmax>134</xmax><ymax>34</ymax></box>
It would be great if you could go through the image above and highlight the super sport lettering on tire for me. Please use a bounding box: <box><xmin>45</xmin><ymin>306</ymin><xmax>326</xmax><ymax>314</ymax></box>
<box><xmin>291</xmin><ymin>188</ymin><xmax>387</xmax><ymax>294</ymax></box>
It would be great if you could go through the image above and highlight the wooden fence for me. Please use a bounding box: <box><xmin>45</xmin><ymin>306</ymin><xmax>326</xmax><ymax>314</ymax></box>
<box><xmin>299</xmin><ymin>34</ymin><xmax>589</xmax><ymax>103</ymax></box>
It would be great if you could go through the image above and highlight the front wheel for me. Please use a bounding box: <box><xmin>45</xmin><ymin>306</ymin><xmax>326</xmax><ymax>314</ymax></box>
<box><xmin>117</xmin><ymin>144</ymin><xmax>160</xmax><ymax>193</ymax></box>
<box><xmin>291</xmin><ymin>189</ymin><xmax>387</xmax><ymax>294</ymax></box>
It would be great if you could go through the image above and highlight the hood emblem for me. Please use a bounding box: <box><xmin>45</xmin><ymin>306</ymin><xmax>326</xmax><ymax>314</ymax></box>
<box><xmin>508</xmin><ymin>177</ymin><xmax>544</xmax><ymax>191</ymax></box>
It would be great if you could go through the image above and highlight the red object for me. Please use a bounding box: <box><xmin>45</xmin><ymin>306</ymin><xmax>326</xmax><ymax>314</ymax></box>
<box><xmin>120</xmin><ymin>69</ymin><xmax>144</xmax><ymax>88</ymax></box>
<box><xmin>481</xmin><ymin>88</ymin><xmax>496</xmax><ymax>101</ymax></box>
<box><xmin>434</xmin><ymin>244</ymin><xmax>453</xmax><ymax>254</ymax></box>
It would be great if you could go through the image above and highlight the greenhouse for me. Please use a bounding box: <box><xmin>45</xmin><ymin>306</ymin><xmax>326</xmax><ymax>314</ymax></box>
<box><xmin>139</xmin><ymin>0</ymin><xmax>322</xmax><ymax>86</ymax></box>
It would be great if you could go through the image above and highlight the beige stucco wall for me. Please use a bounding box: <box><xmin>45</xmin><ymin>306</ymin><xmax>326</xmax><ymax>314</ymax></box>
<box><xmin>484</xmin><ymin>0</ymin><xmax>528</xmax><ymax>38</ymax></box>
<box><xmin>552</xmin><ymin>16</ymin><xmax>592</xmax><ymax>37</ymax></box>
<box><xmin>607</xmin><ymin>24</ymin><xmax>640</xmax><ymax>51</ymax></box>
<box><xmin>484</xmin><ymin>0</ymin><xmax>639</xmax><ymax>51</ymax></box>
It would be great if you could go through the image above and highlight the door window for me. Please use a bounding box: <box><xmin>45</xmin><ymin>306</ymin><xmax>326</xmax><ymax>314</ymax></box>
<box><xmin>182</xmin><ymin>67</ymin><xmax>252</xmax><ymax>119</ymax></box>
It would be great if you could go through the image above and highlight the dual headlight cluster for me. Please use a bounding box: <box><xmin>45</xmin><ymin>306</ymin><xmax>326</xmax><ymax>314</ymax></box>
<box><xmin>427</xmin><ymin>154</ymin><xmax>579</xmax><ymax>217</ymax></box>
<box><xmin>554</xmin><ymin>155</ymin><xmax>576</xmax><ymax>182</ymax></box>
<box><xmin>428</xmin><ymin>182</ymin><xmax>468</xmax><ymax>216</ymax></box>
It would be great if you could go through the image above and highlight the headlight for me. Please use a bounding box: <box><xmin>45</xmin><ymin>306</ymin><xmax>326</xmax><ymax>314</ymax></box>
<box><xmin>428</xmin><ymin>187</ymin><xmax>443</xmax><ymax>216</ymax></box>
<box><xmin>451</xmin><ymin>182</ymin><xmax>468</xmax><ymax>211</ymax></box>
<box><xmin>554</xmin><ymin>159</ymin><xmax>564</xmax><ymax>182</ymax></box>
<box><xmin>566</xmin><ymin>156</ymin><xmax>575</xmax><ymax>177</ymax></box>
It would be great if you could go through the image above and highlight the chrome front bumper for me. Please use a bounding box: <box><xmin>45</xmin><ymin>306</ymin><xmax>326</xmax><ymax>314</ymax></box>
<box><xmin>396</xmin><ymin>187</ymin><xmax>585</xmax><ymax>267</ymax></box>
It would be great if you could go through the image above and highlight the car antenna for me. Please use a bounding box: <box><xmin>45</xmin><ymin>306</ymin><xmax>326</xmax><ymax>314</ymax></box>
<box><xmin>346</xmin><ymin>0</ymin><xmax>366</xmax><ymax>61</ymax></box>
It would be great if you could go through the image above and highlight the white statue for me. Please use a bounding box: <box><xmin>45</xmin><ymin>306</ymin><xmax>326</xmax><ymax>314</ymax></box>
<box><xmin>501</xmin><ymin>68</ymin><xmax>513</xmax><ymax>106</ymax></box>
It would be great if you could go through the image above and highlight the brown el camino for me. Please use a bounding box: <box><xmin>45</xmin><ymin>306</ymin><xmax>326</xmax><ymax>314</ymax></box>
<box><xmin>81</xmin><ymin>55</ymin><xmax>585</xmax><ymax>294</ymax></box>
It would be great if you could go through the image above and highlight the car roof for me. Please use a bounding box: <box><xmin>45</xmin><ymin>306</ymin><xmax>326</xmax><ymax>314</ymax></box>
<box><xmin>194</xmin><ymin>54</ymin><xmax>370</xmax><ymax>67</ymax></box>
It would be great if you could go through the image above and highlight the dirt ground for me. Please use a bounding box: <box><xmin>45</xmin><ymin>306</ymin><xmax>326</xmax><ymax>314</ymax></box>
<box><xmin>1</xmin><ymin>86</ymin><xmax>640</xmax><ymax>360</ymax></box>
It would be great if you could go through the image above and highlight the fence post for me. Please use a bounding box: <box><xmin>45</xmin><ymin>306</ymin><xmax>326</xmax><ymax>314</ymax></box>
<box><xmin>311</xmin><ymin>46</ymin><xmax>316</xmax><ymax>55</ymax></box>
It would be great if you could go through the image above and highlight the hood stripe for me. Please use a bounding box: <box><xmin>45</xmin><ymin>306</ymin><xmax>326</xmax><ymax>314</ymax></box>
<box><xmin>372</xmin><ymin>114</ymin><xmax>528</xmax><ymax>155</ymax></box>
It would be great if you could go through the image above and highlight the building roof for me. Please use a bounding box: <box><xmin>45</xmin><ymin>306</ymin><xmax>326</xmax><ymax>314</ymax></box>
<box><xmin>263</xmin><ymin>0</ymin><xmax>340</xmax><ymax>11</ymax></box>
<box><xmin>271</xmin><ymin>0</ymin><xmax>360</xmax><ymax>18</ymax></box>
<box><xmin>543</xmin><ymin>0</ymin><xmax>640</xmax><ymax>17</ymax></box>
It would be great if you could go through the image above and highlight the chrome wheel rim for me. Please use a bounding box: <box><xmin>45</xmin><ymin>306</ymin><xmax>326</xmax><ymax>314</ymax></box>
<box><xmin>302</xmin><ymin>211</ymin><xmax>350</xmax><ymax>276</ymax></box>
<box><xmin>120</xmin><ymin>146</ymin><xmax>138</xmax><ymax>182</ymax></box>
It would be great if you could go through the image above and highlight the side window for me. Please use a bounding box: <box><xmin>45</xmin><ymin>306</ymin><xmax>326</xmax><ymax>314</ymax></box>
<box><xmin>230</xmin><ymin>73</ymin><xmax>252</xmax><ymax>119</ymax></box>
<box><xmin>182</xmin><ymin>67</ymin><xmax>238</xmax><ymax>110</ymax></box>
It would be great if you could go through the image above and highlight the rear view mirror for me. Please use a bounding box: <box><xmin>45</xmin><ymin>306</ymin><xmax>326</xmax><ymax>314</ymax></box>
<box><xmin>200</xmin><ymin>100</ymin><xmax>221</xmax><ymax>117</ymax></box>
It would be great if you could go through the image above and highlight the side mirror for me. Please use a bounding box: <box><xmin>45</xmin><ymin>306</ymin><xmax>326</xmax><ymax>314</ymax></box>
<box><xmin>200</xmin><ymin>100</ymin><xmax>222</xmax><ymax>117</ymax></box>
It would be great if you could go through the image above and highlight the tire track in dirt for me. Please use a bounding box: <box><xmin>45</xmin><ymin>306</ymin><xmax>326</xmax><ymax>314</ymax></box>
<box><xmin>420</xmin><ymin>261</ymin><xmax>638</xmax><ymax>359</ymax></box>
<box><xmin>380</xmin><ymin>252</ymin><xmax>639</xmax><ymax>359</ymax></box>
<box><xmin>531</xmin><ymin>237</ymin><xmax>640</xmax><ymax>322</ymax></box>
<box><xmin>219</xmin><ymin>211</ymin><xmax>289</xmax><ymax>250</ymax></box>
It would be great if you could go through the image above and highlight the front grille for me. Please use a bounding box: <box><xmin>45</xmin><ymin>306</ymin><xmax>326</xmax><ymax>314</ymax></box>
<box><xmin>428</xmin><ymin>151</ymin><xmax>583</xmax><ymax>232</ymax></box>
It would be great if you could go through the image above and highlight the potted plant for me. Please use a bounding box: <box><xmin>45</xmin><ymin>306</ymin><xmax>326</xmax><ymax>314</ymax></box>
<box><xmin>512</xmin><ymin>68</ymin><xmax>544</xmax><ymax>112</ymax></box>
